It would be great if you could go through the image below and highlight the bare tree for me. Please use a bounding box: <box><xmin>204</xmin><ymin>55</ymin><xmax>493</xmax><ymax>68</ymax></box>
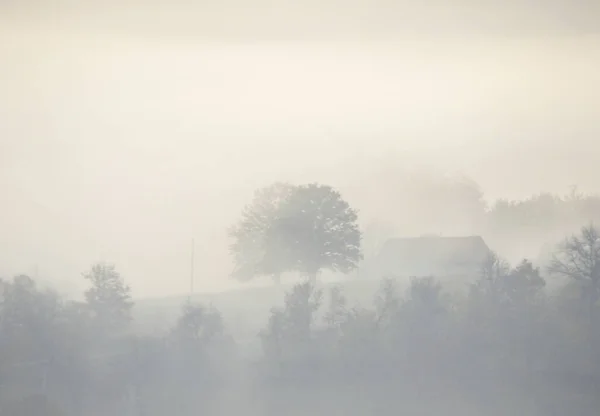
<box><xmin>549</xmin><ymin>224</ymin><xmax>600</xmax><ymax>322</ymax></box>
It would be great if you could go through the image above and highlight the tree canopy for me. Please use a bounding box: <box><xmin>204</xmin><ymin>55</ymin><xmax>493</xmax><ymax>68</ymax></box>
<box><xmin>549</xmin><ymin>224</ymin><xmax>600</xmax><ymax>321</ymax></box>
<box><xmin>83</xmin><ymin>263</ymin><xmax>133</xmax><ymax>333</ymax></box>
<box><xmin>229</xmin><ymin>182</ymin><xmax>362</xmax><ymax>283</ymax></box>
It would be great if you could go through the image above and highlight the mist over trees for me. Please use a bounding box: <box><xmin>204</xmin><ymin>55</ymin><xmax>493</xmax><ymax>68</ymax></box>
<box><xmin>2</xmin><ymin>2</ymin><xmax>600</xmax><ymax>412</ymax></box>
<box><xmin>229</xmin><ymin>183</ymin><xmax>362</xmax><ymax>284</ymax></box>
<box><xmin>357</xmin><ymin>171</ymin><xmax>600</xmax><ymax>265</ymax></box>
<box><xmin>2</xmin><ymin>178</ymin><xmax>600</xmax><ymax>415</ymax></box>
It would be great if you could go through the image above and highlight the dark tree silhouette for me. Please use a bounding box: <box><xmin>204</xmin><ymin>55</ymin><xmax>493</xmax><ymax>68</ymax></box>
<box><xmin>549</xmin><ymin>224</ymin><xmax>600</xmax><ymax>322</ymax></box>
<box><xmin>276</xmin><ymin>183</ymin><xmax>362</xmax><ymax>284</ymax></box>
<box><xmin>172</xmin><ymin>303</ymin><xmax>224</xmax><ymax>345</ymax></box>
<box><xmin>230</xmin><ymin>183</ymin><xmax>362</xmax><ymax>284</ymax></box>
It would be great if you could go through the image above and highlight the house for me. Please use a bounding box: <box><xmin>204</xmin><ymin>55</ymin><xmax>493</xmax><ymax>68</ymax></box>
<box><xmin>365</xmin><ymin>235</ymin><xmax>491</xmax><ymax>279</ymax></box>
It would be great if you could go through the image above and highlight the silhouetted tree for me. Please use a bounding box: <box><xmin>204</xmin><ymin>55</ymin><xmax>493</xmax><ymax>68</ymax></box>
<box><xmin>0</xmin><ymin>275</ymin><xmax>62</xmax><ymax>364</ymax></box>
<box><xmin>169</xmin><ymin>302</ymin><xmax>228</xmax><ymax>391</ymax></box>
<box><xmin>83</xmin><ymin>263</ymin><xmax>133</xmax><ymax>333</ymax></box>
<box><xmin>230</xmin><ymin>183</ymin><xmax>362</xmax><ymax>284</ymax></box>
<box><xmin>549</xmin><ymin>224</ymin><xmax>600</xmax><ymax>323</ymax></box>
<box><xmin>260</xmin><ymin>282</ymin><xmax>323</xmax><ymax>376</ymax></box>
<box><xmin>172</xmin><ymin>302</ymin><xmax>224</xmax><ymax>346</ymax></box>
<box><xmin>504</xmin><ymin>259</ymin><xmax>546</xmax><ymax>306</ymax></box>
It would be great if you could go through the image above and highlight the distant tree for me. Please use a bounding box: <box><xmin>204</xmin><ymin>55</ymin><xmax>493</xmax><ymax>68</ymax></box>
<box><xmin>276</xmin><ymin>183</ymin><xmax>362</xmax><ymax>284</ymax></box>
<box><xmin>169</xmin><ymin>302</ymin><xmax>228</xmax><ymax>385</ymax></box>
<box><xmin>485</xmin><ymin>190</ymin><xmax>600</xmax><ymax>262</ymax></box>
<box><xmin>229</xmin><ymin>182</ymin><xmax>295</xmax><ymax>284</ymax></box>
<box><xmin>0</xmin><ymin>275</ymin><xmax>63</xmax><ymax>363</ymax></box>
<box><xmin>83</xmin><ymin>263</ymin><xmax>133</xmax><ymax>332</ymax></box>
<box><xmin>466</xmin><ymin>255</ymin><xmax>547</xmax><ymax>373</ymax></box>
<box><xmin>471</xmin><ymin>253</ymin><xmax>545</xmax><ymax>307</ymax></box>
<box><xmin>471</xmin><ymin>251</ymin><xmax>511</xmax><ymax>300</ymax></box>
<box><xmin>549</xmin><ymin>224</ymin><xmax>600</xmax><ymax>322</ymax></box>
<box><xmin>336</xmin><ymin>305</ymin><xmax>380</xmax><ymax>371</ymax></box>
<box><xmin>230</xmin><ymin>183</ymin><xmax>362</xmax><ymax>284</ymax></box>
<box><xmin>503</xmin><ymin>259</ymin><xmax>546</xmax><ymax>306</ymax></box>
<box><xmin>405</xmin><ymin>276</ymin><xmax>445</xmax><ymax>314</ymax></box>
<box><xmin>466</xmin><ymin>252</ymin><xmax>513</xmax><ymax>357</ymax></box>
<box><xmin>402</xmin><ymin>277</ymin><xmax>450</xmax><ymax>365</ymax></box>
<box><xmin>172</xmin><ymin>302</ymin><xmax>224</xmax><ymax>346</ymax></box>
<box><xmin>259</xmin><ymin>282</ymin><xmax>323</xmax><ymax>372</ymax></box>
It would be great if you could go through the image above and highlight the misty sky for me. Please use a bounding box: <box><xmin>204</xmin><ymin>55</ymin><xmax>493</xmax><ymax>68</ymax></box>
<box><xmin>1</xmin><ymin>10</ymin><xmax>600</xmax><ymax>298</ymax></box>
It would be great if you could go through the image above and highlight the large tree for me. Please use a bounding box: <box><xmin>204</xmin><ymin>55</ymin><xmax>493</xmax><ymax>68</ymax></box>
<box><xmin>229</xmin><ymin>182</ymin><xmax>295</xmax><ymax>283</ymax></box>
<box><xmin>229</xmin><ymin>182</ymin><xmax>362</xmax><ymax>284</ymax></box>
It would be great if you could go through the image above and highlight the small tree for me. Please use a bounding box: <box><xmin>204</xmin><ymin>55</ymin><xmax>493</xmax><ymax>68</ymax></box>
<box><xmin>471</xmin><ymin>253</ymin><xmax>545</xmax><ymax>311</ymax></box>
<box><xmin>259</xmin><ymin>282</ymin><xmax>323</xmax><ymax>373</ymax></box>
<box><xmin>0</xmin><ymin>275</ymin><xmax>64</xmax><ymax>361</ymax></box>
<box><xmin>503</xmin><ymin>259</ymin><xmax>545</xmax><ymax>306</ymax></box>
<box><xmin>549</xmin><ymin>224</ymin><xmax>600</xmax><ymax>323</ymax></box>
<box><xmin>467</xmin><ymin>255</ymin><xmax>546</xmax><ymax>374</ymax></box>
<box><xmin>172</xmin><ymin>302</ymin><xmax>224</xmax><ymax>346</ymax></box>
<box><xmin>83</xmin><ymin>263</ymin><xmax>133</xmax><ymax>333</ymax></box>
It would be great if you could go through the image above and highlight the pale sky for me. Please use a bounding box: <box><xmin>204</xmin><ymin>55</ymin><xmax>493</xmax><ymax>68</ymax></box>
<box><xmin>1</xmin><ymin>13</ymin><xmax>600</xmax><ymax>298</ymax></box>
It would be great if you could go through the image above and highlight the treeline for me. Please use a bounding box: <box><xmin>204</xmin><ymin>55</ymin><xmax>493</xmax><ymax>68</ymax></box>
<box><xmin>362</xmin><ymin>179</ymin><xmax>600</xmax><ymax>262</ymax></box>
<box><xmin>0</xmin><ymin>264</ymin><xmax>233</xmax><ymax>415</ymax></box>
<box><xmin>2</xmin><ymin>226</ymin><xmax>600</xmax><ymax>415</ymax></box>
<box><xmin>228</xmin><ymin>181</ymin><xmax>600</xmax><ymax>282</ymax></box>
<box><xmin>2</xmin><ymin>180</ymin><xmax>600</xmax><ymax>415</ymax></box>
<box><xmin>480</xmin><ymin>189</ymin><xmax>600</xmax><ymax>262</ymax></box>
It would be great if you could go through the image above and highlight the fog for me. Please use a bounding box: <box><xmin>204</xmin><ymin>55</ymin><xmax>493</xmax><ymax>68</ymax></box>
<box><xmin>3</xmin><ymin>2</ymin><xmax>600</xmax><ymax>415</ymax></box>
<box><xmin>3</xmin><ymin>5</ymin><xmax>600</xmax><ymax>297</ymax></box>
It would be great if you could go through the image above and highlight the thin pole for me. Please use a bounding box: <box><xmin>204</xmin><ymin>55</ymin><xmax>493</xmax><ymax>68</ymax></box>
<box><xmin>189</xmin><ymin>238</ymin><xmax>195</xmax><ymax>299</ymax></box>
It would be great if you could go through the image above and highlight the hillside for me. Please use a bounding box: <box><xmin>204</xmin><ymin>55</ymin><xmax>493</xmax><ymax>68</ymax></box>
<box><xmin>133</xmin><ymin>274</ymin><xmax>474</xmax><ymax>355</ymax></box>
